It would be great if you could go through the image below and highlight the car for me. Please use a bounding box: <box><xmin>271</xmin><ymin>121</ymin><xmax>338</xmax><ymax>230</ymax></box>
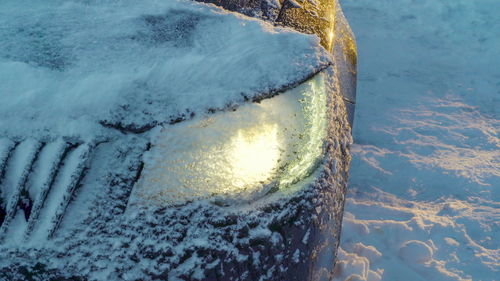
<box><xmin>0</xmin><ymin>0</ymin><xmax>356</xmax><ymax>280</ymax></box>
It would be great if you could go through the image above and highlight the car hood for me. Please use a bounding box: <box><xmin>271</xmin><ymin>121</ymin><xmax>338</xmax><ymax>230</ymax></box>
<box><xmin>0</xmin><ymin>0</ymin><xmax>332</xmax><ymax>139</ymax></box>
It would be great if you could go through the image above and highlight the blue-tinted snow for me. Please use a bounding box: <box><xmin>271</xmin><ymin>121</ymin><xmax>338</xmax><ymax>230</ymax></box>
<box><xmin>334</xmin><ymin>0</ymin><xmax>499</xmax><ymax>280</ymax></box>
<box><xmin>0</xmin><ymin>0</ymin><xmax>331</xmax><ymax>138</ymax></box>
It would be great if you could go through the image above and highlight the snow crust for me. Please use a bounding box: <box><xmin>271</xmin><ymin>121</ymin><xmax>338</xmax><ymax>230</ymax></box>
<box><xmin>334</xmin><ymin>0</ymin><xmax>499</xmax><ymax>280</ymax></box>
<box><xmin>0</xmin><ymin>0</ymin><xmax>331</xmax><ymax>138</ymax></box>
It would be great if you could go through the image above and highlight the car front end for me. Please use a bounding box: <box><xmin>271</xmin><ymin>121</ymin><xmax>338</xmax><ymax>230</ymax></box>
<box><xmin>0</xmin><ymin>0</ymin><xmax>356</xmax><ymax>280</ymax></box>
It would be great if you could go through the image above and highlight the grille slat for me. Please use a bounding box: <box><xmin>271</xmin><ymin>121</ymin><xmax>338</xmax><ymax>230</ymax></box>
<box><xmin>0</xmin><ymin>140</ymin><xmax>40</xmax><ymax>203</ymax></box>
<box><xmin>0</xmin><ymin>141</ymin><xmax>19</xmax><ymax>199</ymax></box>
<box><xmin>0</xmin><ymin>139</ymin><xmax>17</xmax><ymax>227</ymax></box>
<box><xmin>0</xmin><ymin>138</ymin><xmax>98</xmax><ymax>245</ymax></box>
<box><xmin>47</xmin><ymin>143</ymin><xmax>94</xmax><ymax>238</ymax></box>
<box><xmin>28</xmin><ymin>142</ymin><xmax>94</xmax><ymax>242</ymax></box>
<box><xmin>0</xmin><ymin>140</ymin><xmax>41</xmax><ymax>234</ymax></box>
<box><xmin>0</xmin><ymin>140</ymin><xmax>43</xmax><ymax>241</ymax></box>
<box><xmin>23</xmin><ymin>140</ymin><xmax>72</xmax><ymax>240</ymax></box>
<box><xmin>0</xmin><ymin>139</ymin><xmax>16</xmax><ymax>180</ymax></box>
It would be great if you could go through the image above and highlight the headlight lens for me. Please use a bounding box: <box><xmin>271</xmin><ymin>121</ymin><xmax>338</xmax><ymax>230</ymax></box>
<box><xmin>131</xmin><ymin>73</ymin><xmax>328</xmax><ymax>205</ymax></box>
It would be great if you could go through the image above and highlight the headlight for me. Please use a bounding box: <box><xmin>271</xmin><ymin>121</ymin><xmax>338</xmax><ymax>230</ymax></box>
<box><xmin>130</xmin><ymin>72</ymin><xmax>328</xmax><ymax>206</ymax></box>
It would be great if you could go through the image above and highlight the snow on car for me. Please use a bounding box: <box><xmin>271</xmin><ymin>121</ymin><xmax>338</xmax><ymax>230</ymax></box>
<box><xmin>0</xmin><ymin>0</ymin><xmax>356</xmax><ymax>280</ymax></box>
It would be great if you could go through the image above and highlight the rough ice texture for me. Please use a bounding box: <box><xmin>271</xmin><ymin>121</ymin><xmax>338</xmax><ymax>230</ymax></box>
<box><xmin>0</xmin><ymin>0</ymin><xmax>331</xmax><ymax>139</ymax></box>
<box><xmin>333</xmin><ymin>0</ymin><xmax>499</xmax><ymax>280</ymax></box>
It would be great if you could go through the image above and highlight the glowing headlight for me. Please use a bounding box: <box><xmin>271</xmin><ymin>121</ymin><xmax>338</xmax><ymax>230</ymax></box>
<box><xmin>131</xmin><ymin>73</ymin><xmax>328</xmax><ymax>205</ymax></box>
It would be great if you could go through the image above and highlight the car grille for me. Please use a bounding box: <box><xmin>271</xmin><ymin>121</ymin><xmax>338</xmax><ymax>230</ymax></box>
<box><xmin>0</xmin><ymin>138</ymin><xmax>95</xmax><ymax>244</ymax></box>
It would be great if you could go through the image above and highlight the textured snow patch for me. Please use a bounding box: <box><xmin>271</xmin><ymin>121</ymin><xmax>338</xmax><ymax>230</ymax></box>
<box><xmin>333</xmin><ymin>247</ymin><xmax>382</xmax><ymax>281</ymax></box>
<box><xmin>335</xmin><ymin>0</ymin><xmax>499</xmax><ymax>280</ymax></box>
<box><xmin>335</xmin><ymin>193</ymin><xmax>499</xmax><ymax>281</ymax></box>
<box><xmin>399</xmin><ymin>240</ymin><xmax>433</xmax><ymax>264</ymax></box>
<box><xmin>0</xmin><ymin>0</ymin><xmax>331</xmax><ymax>138</ymax></box>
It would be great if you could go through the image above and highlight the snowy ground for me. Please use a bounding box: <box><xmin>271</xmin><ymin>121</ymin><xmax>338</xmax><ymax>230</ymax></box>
<box><xmin>334</xmin><ymin>0</ymin><xmax>499</xmax><ymax>280</ymax></box>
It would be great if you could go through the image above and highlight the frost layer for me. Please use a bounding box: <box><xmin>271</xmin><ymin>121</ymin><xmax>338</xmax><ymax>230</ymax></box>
<box><xmin>0</xmin><ymin>0</ymin><xmax>331</xmax><ymax>138</ymax></box>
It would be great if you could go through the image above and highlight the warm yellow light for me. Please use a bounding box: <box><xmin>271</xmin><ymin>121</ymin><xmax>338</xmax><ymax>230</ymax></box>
<box><xmin>131</xmin><ymin>111</ymin><xmax>285</xmax><ymax>205</ymax></box>
<box><xmin>129</xmin><ymin>73</ymin><xmax>328</xmax><ymax>206</ymax></box>
<box><xmin>229</xmin><ymin>124</ymin><xmax>280</xmax><ymax>189</ymax></box>
<box><xmin>329</xmin><ymin>31</ymin><xmax>334</xmax><ymax>43</ymax></box>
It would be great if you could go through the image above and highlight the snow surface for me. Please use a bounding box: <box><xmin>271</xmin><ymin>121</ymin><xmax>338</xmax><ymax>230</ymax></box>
<box><xmin>334</xmin><ymin>0</ymin><xmax>499</xmax><ymax>280</ymax></box>
<box><xmin>0</xmin><ymin>0</ymin><xmax>331</xmax><ymax>138</ymax></box>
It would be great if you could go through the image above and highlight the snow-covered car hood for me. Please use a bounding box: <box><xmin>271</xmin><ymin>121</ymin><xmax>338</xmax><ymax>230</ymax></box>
<box><xmin>0</xmin><ymin>0</ymin><xmax>332</xmax><ymax>139</ymax></box>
